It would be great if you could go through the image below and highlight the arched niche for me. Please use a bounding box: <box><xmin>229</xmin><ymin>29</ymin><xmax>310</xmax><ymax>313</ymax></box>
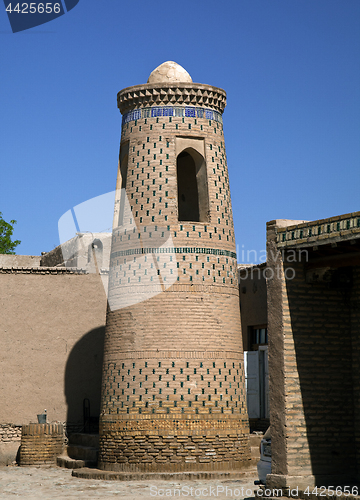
<box><xmin>118</xmin><ymin>141</ymin><xmax>129</xmax><ymax>226</ymax></box>
<box><xmin>176</xmin><ymin>146</ymin><xmax>209</xmax><ymax>222</ymax></box>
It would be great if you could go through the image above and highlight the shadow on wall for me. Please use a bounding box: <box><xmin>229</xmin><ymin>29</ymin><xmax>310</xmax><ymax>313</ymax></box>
<box><xmin>65</xmin><ymin>326</ymin><xmax>105</xmax><ymax>433</ymax></box>
<box><xmin>285</xmin><ymin>259</ymin><xmax>358</xmax><ymax>483</ymax></box>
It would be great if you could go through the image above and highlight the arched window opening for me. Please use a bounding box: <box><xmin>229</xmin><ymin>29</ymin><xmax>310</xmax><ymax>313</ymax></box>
<box><xmin>177</xmin><ymin>151</ymin><xmax>199</xmax><ymax>222</ymax></box>
<box><xmin>118</xmin><ymin>141</ymin><xmax>129</xmax><ymax>226</ymax></box>
<box><xmin>176</xmin><ymin>147</ymin><xmax>209</xmax><ymax>222</ymax></box>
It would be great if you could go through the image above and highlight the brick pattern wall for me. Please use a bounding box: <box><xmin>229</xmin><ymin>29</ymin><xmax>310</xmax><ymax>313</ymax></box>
<box><xmin>98</xmin><ymin>83</ymin><xmax>251</xmax><ymax>471</ymax></box>
<box><xmin>0</xmin><ymin>424</ymin><xmax>21</xmax><ymax>443</ymax></box>
<box><xmin>282</xmin><ymin>258</ymin><xmax>356</xmax><ymax>476</ymax></box>
<box><xmin>119</xmin><ymin>115</ymin><xmax>234</xmax><ymax>239</ymax></box>
<box><xmin>0</xmin><ymin>266</ymin><xmax>88</xmax><ymax>275</ymax></box>
<box><xmin>103</xmin><ymin>288</ymin><xmax>242</xmax><ymax>354</ymax></box>
<box><xmin>19</xmin><ymin>423</ymin><xmax>64</xmax><ymax>466</ymax></box>
<box><xmin>98</xmin><ymin>429</ymin><xmax>249</xmax><ymax>472</ymax></box>
<box><xmin>267</xmin><ymin>220</ymin><xmax>360</xmax><ymax>484</ymax></box>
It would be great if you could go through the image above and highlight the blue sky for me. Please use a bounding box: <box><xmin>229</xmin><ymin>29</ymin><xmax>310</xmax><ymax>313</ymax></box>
<box><xmin>1</xmin><ymin>0</ymin><xmax>359</xmax><ymax>263</ymax></box>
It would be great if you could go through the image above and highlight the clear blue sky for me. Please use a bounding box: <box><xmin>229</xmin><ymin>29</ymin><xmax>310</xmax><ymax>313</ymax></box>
<box><xmin>1</xmin><ymin>0</ymin><xmax>359</xmax><ymax>263</ymax></box>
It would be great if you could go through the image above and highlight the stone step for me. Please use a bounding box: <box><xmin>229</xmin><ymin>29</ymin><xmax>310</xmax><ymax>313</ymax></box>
<box><xmin>67</xmin><ymin>444</ymin><xmax>98</xmax><ymax>462</ymax></box>
<box><xmin>68</xmin><ymin>433</ymin><xmax>99</xmax><ymax>448</ymax></box>
<box><xmin>57</xmin><ymin>454</ymin><xmax>96</xmax><ymax>469</ymax></box>
<box><xmin>73</xmin><ymin>466</ymin><xmax>258</xmax><ymax>481</ymax></box>
<box><xmin>249</xmin><ymin>433</ymin><xmax>263</xmax><ymax>447</ymax></box>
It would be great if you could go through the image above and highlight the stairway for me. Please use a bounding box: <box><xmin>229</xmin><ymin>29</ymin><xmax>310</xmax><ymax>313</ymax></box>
<box><xmin>57</xmin><ymin>433</ymin><xmax>99</xmax><ymax>469</ymax></box>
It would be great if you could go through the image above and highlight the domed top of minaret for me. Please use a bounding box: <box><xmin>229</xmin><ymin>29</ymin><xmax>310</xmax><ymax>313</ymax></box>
<box><xmin>147</xmin><ymin>61</ymin><xmax>192</xmax><ymax>84</ymax></box>
<box><xmin>118</xmin><ymin>61</ymin><xmax>226</xmax><ymax>115</ymax></box>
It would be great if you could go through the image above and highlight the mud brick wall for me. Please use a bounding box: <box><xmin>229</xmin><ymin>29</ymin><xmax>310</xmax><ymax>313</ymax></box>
<box><xmin>19</xmin><ymin>423</ymin><xmax>64</xmax><ymax>465</ymax></box>
<box><xmin>0</xmin><ymin>423</ymin><xmax>22</xmax><ymax>465</ymax></box>
<box><xmin>99</xmin><ymin>426</ymin><xmax>250</xmax><ymax>472</ymax></box>
<box><xmin>267</xmin><ymin>220</ymin><xmax>359</xmax><ymax>486</ymax></box>
<box><xmin>282</xmin><ymin>258</ymin><xmax>355</xmax><ymax>477</ymax></box>
<box><xmin>351</xmin><ymin>267</ymin><xmax>360</xmax><ymax>476</ymax></box>
<box><xmin>0</xmin><ymin>424</ymin><xmax>21</xmax><ymax>443</ymax></box>
<box><xmin>0</xmin><ymin>268</ymin><xmax>106</xmax><ymax>427</ymax></box>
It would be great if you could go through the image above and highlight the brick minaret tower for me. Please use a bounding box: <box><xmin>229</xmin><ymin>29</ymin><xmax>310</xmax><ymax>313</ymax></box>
<box><xmin>98</xmin><ymin>61</ymin><xmax>250</xmax><ymax>473</ymax></box>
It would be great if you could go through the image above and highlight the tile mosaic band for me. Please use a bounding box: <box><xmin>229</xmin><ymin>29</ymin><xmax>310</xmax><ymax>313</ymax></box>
<box><xmin>110</xmin><ymin>246</ymin><xmax>237</xmax><ymax>259</ymax></box>
<box><xmin>122</xmin><ymin>106</ymin><xmax>223</xmax><ymax>126</ymax></box>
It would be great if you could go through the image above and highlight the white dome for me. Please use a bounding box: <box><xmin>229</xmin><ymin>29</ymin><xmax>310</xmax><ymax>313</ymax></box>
<box><xmin>147</xmin><ymin>61</ymin><xmax>192</xmax><ymax>84</ymax></box>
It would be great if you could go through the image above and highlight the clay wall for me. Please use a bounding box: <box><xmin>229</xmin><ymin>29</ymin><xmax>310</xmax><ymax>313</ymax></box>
<box><xmin>0</xmin><ymin>254</ymin><xmax>41</xmax><ymax>267</ymax></box>
<box><xmin>0</xmin><ymin>266</ymin><xmax>107</xmax><ymax>463</ymax></box>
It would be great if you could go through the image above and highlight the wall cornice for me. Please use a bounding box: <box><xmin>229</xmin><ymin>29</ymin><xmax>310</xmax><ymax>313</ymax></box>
<box><xmin>117</xmin><ymin>83</ymin><xmax>227</xmax><ymax>115</ymax></box>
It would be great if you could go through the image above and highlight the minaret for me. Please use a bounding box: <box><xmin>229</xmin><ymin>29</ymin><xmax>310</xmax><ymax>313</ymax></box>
<box><xmin>98</xmin><ymin>61</ymin><xmax>250</xmax><ymax>472</ymax></box>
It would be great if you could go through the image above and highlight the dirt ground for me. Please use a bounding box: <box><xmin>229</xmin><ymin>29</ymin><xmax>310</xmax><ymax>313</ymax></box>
<box><xmin>0</xmin><ymin>465</ymin><xmax>258</xmax><ymax>500</ymax></box>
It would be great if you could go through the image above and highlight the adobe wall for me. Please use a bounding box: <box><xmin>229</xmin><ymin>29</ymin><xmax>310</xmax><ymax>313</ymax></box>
<box><xmin>41</xmin><ymin>233</ymin><xmax>112</xmax><ymax>272</ymax></box>
<box><xmin>266</xmin><ymin>218</ymin><xmax>360</xmax><ymax>488</ymax></box>
<box><xmin>0</xmin><ymin>254</ymin><xmax>41</xmax><ymax>267</ymax></box>
<box><xmin>0</xmin><ymin>266</ymin><xmax>107</xmax><ymax>463</ymax></box>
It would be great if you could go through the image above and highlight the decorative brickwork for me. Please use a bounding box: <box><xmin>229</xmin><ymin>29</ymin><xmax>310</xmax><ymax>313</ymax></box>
<box><xmin>118</xmin><ymin>83</ymin><xmax>227</xmax><ymax>115</ymax></box>
<box><xmin>276</xmin><ymin>211</ymin><xmax>360</xmax><ymax>248</ymax></box>
<box><xmin>98</xmin><ymin>63</ymin><xmax>251</xmax><ymax>472</ymax></box>
<box><xmin>19</xmin><ymin>423</ymin><xmax>64</xmax><ymax>466</ymax></box>
<box><xmin>0</xmin><ymin>266</ymin><xmax>88</xmax><ymax>275</ymax></box>
<box><xmin>98</xmin><ymin>429</ymin><xmax>249</xmax><ymax>472</ymax></box>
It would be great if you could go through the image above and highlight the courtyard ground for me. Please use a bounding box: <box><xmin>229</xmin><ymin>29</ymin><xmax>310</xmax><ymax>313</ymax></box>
<box><xmin>0</xmin><ymin>465</ymin><xmax>258</xmax><ymax>500</ymax></box>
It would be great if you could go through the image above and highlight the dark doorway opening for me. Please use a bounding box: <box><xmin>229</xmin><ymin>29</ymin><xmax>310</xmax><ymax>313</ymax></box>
<box><xmin>176</xmin><ymin>148</ymin><xmax>208</xmax><ymax>222</ymax></box>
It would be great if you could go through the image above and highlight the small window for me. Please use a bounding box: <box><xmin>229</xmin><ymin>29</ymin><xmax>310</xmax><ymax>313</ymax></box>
<box><xmin>249</xmin><ymin>326</ymin><xmax>268</xmax><ymax>351</ymax></box>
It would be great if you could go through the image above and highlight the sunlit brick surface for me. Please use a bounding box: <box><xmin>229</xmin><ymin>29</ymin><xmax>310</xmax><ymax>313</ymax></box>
<box><xmin>98</xmin><ymin>70</ymin><xmax>250</xmax><ymax>472</ymax></box>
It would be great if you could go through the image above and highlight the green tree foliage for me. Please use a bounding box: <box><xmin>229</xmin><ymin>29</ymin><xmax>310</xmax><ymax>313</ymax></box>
<box><xmin>0</xmin><ymin>212</ymin><xmax>21</xmax><ymax>254</ymax></box>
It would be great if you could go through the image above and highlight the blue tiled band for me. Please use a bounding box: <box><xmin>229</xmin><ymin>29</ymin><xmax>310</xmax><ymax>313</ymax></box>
<box><xmin>122</xmin><ymin>106</ymin><xmax>223</xmax><ymax>126</ymax></box>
